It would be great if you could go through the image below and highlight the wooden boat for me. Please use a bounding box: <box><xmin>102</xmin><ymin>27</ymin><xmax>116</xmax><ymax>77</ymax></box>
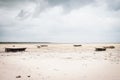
<box><xmin>37</xmin><ymin>45</ymin><xmax>48</xmax><ymax>48</ymax></box>
<box><xmin>40</xmin><ymin>45</ymin><xmax>48</xmax><ymax>47</ymax></box>
<box><xmin>37</xmin><ymin>45</ymin><xmax>41</xmax><ymax>48</ymax></box>
<box><xmin>5</xmin><ymin>47</ymin><xmax>26</xmax><ymax>52</ymax></box>
<box><xmin>73</xmin><ymin>45</ymin><xmax>82</xmax><ymax>47</ymax></box>
<box><xmin>95</xmin><ymin>47</ymin><xmax>106</xmax><ymax>51</ymax></box>
<box><xmin>103</xmin><ymin>46</ymin><xmax>115</xmax><ymax>49</ymax></box>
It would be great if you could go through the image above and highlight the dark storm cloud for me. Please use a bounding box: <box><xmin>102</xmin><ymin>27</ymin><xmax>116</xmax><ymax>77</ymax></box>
<box><xmin>106</xmin><ymin>0</ymin><xmax>120</xmax><ymax>11</ymax></box>
<box><xmin>17</xmin><ymin>9</ymin><xmax>31</xmax><ymax>20</ymax></box>
<box><xmin>0</xmin><ymin>0</ymin><xmax>95</xmax><ymax>8</ymax></box>
<box><xmin>0</xmin><ymin>0</ymin><xmax>120</xmax><ymax>11</ymax></box>
<box><xmin>47</xmin><ymin>0</ymin><xmax>95</xmax><ymax>9</ymax></box>
<box><xmin>32</xmin><ymin>0</ymin><xmax>120</xmax><ymax>17</ymax></box>
<box><xmin>0</xmin><ymin>0</ymin><xmax>29</xmax><ymax>8</ymax></box>
<box><xmin>11</xmin><ymin>0</ymin><xmax>96</xmax><ymax>18</ymax></box>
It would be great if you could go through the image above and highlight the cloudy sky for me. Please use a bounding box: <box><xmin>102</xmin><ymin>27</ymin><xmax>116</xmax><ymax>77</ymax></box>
<box><xmin>0</xmin><ymin>0</ymin><xmax>120</xmax><ymax>43</ymax></box>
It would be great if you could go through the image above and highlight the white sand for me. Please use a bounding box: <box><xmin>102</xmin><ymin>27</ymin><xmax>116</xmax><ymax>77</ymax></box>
<box><xmin>0</xmin><ymin>44</ymin><xmax>120</xmax><ymax>80</ymax></box>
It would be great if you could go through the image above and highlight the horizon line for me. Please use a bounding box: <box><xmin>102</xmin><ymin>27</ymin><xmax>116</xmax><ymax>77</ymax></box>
<box><xmin>0</xmin><ymin>42</ymin><xmax>120</xmax><ymax>44</ymax></box>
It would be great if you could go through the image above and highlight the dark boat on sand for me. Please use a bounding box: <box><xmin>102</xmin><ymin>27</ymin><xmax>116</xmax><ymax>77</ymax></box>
<box><xmin>5</xmin><ymin>47</ymin><xmax>26</xmax><ymax>52</ymax></box>
<box><xmin>95</xmin><ymin>47</ymin><xmax>106</xmax><ymax>51</ymax></box>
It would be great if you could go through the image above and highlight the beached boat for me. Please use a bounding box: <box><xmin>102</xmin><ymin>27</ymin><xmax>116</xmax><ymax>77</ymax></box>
<box><xmin>5</xmin><ymin>47</ymin><xmax>26</xmax><ymax>52</ymax></box>
<box><xmin>95</xmin><ymin>47</ymin><xmax>106</xmax><ymax>51</ymax></box>
<box><xmin>73</xmin><ymin>45</ymin><xmax>82</xmax><ymax>47</ymax></box>
<box><xmin>103</xmin><ymin>46</ymin><xmax>115</xmax><ymax>49</ymax></box>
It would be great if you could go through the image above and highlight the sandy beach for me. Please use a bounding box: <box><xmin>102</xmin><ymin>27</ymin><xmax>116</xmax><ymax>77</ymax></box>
<box><xmin>0</xmin><ymin>43</ymin><xmax>120</xmax><ymax>80</ymax></box>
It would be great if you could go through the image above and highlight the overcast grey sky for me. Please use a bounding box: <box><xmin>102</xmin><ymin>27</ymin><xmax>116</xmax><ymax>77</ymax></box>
<box><xmin>0</xmin><ymin>0</ymin><xmax>120</xmax><ymax>43</ymax></box>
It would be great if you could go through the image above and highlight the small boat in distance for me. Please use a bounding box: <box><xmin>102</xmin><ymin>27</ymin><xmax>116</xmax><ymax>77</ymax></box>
<box><xmin>73</xmin><ymin>45</ymin><xmax>82</xmax><ymax>47</ymax></box>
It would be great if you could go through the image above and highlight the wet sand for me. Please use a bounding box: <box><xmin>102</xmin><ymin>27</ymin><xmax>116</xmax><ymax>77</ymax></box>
<box><xmin>0</xmin><ymin>43</ymin><xmax>120</xmax><ymax>80</ymax></box>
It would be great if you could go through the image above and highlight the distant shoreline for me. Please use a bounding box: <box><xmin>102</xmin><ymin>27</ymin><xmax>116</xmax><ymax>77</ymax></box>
<box><xmin>0</xmin><ymin>42</ymin><xmax>120</xmax><ymax>44</ymax></box>
<box><xmin>0</xmin><ymin>42</ymin><xmax>51</xmax><ymax>44</ymax></box>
